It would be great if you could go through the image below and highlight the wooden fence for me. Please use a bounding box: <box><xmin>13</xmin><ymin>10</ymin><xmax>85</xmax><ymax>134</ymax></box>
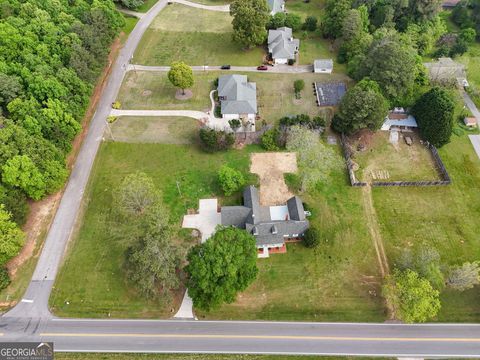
<box><xmin>341</xmin><ymin>134</ymin><xmax>451</xmax><ymax>187</ymax></box>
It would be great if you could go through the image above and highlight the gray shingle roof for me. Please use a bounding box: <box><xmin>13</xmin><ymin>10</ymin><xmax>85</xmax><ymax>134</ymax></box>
<box><xmin>287</xmin><ymin>196</ymin><xmax>306</xmax><ymax>221</ymax></box>
<box><xmin>314</xmin><ymin>59</ymin><xmax>333</xmax><ymax>71</ymax></box>
<box><xmin>268</xmin><ymin>27</ymin><xmax>299</xmax><ymax>60</ymax></box>
<box><xmin>268</xmin><ymin>0</ymin><xmax>285</xmax><ymax>14</ymax></box>
<box><xmin>220</xmin><ymin>186</ymin><xmax>309</xmax><ymax>247</ymax></box>
<box><xmin>218</xmin><ymin>75</ymin><xmax>257</xmax><ymax>115</ymax></box>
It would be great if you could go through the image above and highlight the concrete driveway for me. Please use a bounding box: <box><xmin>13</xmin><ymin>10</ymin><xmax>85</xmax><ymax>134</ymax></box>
<box><xmin>182</xmin><ymin>199</ymin><xmax>221</xmax><ymax>242</ymax></box>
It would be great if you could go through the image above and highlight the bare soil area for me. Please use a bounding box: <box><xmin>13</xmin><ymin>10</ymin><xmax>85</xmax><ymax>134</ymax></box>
<box><xmin>250</xmin><ymin>152</ymin><xmax>298</xmax><ymax>205</ymax></box>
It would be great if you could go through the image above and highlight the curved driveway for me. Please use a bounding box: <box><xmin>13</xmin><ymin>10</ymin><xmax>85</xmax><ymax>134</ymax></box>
<box><xmin>2</xmin><ymin>0</ymin><xmax>480</xmax><ymax>357</ymax></box>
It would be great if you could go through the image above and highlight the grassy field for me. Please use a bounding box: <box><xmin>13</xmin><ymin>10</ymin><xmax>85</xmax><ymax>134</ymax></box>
<box><xmin>137</xmin><ymin>0</ymin><xmax>159</xmax><ymax>12</ymax></box>
<box><xmin>351</xmin><ymin>131</ymin><xmax>440</xmax><ymax>182</ymax></box>
<box><xmin>109</xmin><ymin>116</ymin><xmax>199</xmax><ymax>144</ymax></box>
<box><xmin>372</xmin><ymin>134</ymin><xmax>480</xmax><ymax>322</ymax></box>
<box><xmin>134</xmin><ymin>3</ymin><xmax>265</xmax><ymax>66</ymax></box>
<box><xmin>50</xmin><ymin>142</ymin><xmax>259</xmax><ymax>318</ymax></box>
<box><xmin>198</xmin><ymin>166</ymin><xmax>385</xmax><ymax>322</ymax></box>
<box><xmin>117</xmin><ymin>71</ymin><xmax>350</xmax><ymax>124</ymax></box>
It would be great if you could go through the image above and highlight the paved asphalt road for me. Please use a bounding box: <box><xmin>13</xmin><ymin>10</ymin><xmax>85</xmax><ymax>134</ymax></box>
<box><xmin>2</xmin><ymin>0</ymin><xmax>480</xmax><ymax>357</ymax></box>
<box><xmin>1</xmin><ymin>318</ymin><xmax>480</xmax><ymax>357</ymax></box>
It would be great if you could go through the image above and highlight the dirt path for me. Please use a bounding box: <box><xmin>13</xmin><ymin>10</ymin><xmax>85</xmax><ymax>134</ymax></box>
<box><xmin>361</xmin><ymin>186</ymin><xmax>389</xmax><ymax>278</ymax></box>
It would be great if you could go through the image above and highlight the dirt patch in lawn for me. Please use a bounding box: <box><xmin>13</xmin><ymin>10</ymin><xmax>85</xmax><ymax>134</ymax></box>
<box><xmin>250</xmin><ymin>152</ymin><xmax>298</xmax><ymax>205</ymax></box>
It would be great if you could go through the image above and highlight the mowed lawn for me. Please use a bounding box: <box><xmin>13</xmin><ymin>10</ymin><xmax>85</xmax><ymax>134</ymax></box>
<box><xmin>116</xmin><ymin>71</ymin><xmax>351</xmax><ymax>124</ymax></box>
<box><xmin>198</xmin><ymin>167</ymin><xmax>385</xmax><ymax>322</ymax></box>
<box><xmin>372</xmin><ymin>134</ymin><xmax>480</xmax><ymax>322</ymax></box>
<box><xmin>50</xmin><ymin>142</ymin><xmax>259</xmax><ymax>318</ymax></box>
<box><xmin>110</xmin><ymin>116</ymin><xmax>199</xmax><ymax>144</ymax></box>
<box><xmin>133</xmin><ymin>3</ymin><xmax>265</xmax><ymax>66</ymax></box>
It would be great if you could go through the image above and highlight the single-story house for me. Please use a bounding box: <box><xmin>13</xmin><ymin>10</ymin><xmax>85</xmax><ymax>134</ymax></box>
<box><xmin>314</xmin><ymin>82</ymin><xmax>346</xmax><ymax>106</ymax></box>
<box><xmin>314</xmin><ymin>59</ymin><xmax>333</xmax><ymax>74</ymax></box>
<box><xmin>217</xmin><ymin>74</ymin><xmax>257</xmax><ymax>123</ymax></box>
<box><xmin>268</xmin><ymin>0</ymin><xmax>285</xmax><ymax>15</ymax></box>
<box><xmin>381</xmin><ymin>108</ymin><xmax>418</xmax><ymax>131</ymax></box>
<box><xmin>268</xmin><ymin>27</ymin><xmax>300</xmax><ymax>64</ymax></box>
<box><xmin>221</xmin><ymin>186</ymin><xmax>309</xmax><ymax>257</ymax></box>
<box><xmin>464</xmin><ymin>117</ymin><xmax>477</xmax><ymax>127</ymax></box>
<box><xmin>424</xmin><ymin>57</ymin><xmax>467</xmax><ymax>87</ymax></box>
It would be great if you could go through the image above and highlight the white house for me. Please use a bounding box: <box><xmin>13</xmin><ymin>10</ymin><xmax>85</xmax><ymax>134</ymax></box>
<box><xmin>268</xmin><ymin>27</ymin><xmax>299</xmax><ymax>64</ymax></box>
<box><xmin>217</xmin><ymin>74</ymin><xmax>257</xmax><ymax>125</ymax></box>
<box><xmin>381</xmin><ymin>108</ymin><xmax>418</xmax><ymax>131</ymax></box>
<box><xmin>314</xmin><ymin>59</ymin><xmax>333</xmax><ymax>74</ymax></box>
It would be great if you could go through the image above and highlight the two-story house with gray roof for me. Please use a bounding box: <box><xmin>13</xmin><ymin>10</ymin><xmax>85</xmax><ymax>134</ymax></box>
<box><xmin>221</xmin><ymin>186</ymin><xmax>309</xmax><ymax>257</ymax></box>
<box><xmin>218</xmin><ymin>74</ymin><xmax>257</xmax><ymax>125</ymax></box>
<box><xmin>268</xmin><ymin>27</ymin><xmax>300</xmax><ymax>64</ymax></box>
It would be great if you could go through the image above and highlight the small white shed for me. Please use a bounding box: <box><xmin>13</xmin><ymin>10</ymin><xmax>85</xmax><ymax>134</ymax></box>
<box><xmin>314</xmin><ymin>59</ymin><xmax>333</xmax><ymax>74</ymax></box>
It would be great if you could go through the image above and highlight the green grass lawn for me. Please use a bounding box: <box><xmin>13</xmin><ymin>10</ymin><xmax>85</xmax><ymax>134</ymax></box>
<box><xmin>133</xmin><ymin>3</ymin><xmax>265</xmax><ymax>66</ymax></box>
<box><xmin>117</xmin><ymin>71</ymin><xmax>351</xmax><ymax>124</ymax></box>
<box><xmin>109</xmin><ymin>116</ymin><xmax>199</xmax><ymax>144</ymax></box>
<box><xmin>198</xmin><ymin>167</ymin><xmax>385</xmax><ymax>322</ymax></box>
<box><xmin>121</xmin><ymin>15</ymin><xmax>139</xmax><ymax>37</ymax></box>
<box><xmin>371</xmin><ymin>134</ymin><xmax>480</xmax><ymax>322</ymax></box>
<box><xmin>137</xmin><ymin>0</ymin><xmax>159</xmax><ymax>12</ymax></box>
<box><xmin>50</xmin><ymin>142</ymin><xmax>259</xmax><ymax>318</ymax></box>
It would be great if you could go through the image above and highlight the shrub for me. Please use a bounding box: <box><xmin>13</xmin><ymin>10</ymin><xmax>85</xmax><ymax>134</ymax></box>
<box><xmin>288</xmin><ymin>58</ymin><xmax>296</xmax><ymax>65</ymax></box>
<box><xmin>279</xmin><ymin>114</ymin><xmax>325</xmax><ymax>130</ymax></box>
<box><xmin>303</xmin><ymin>227</ymin><xmax>320</xmax><ymax>248</ymax></box>
<box><xmin>261</xmin><ymin>128</ymin><xmax>281</xmax><ymax>150</ymax></box>
<box><xmin>294</xmin><ymin>79</ymin><xmax>305</xmax><ymax>98</ymax></box>
<box><xmin>285</xmin><ymin>13</ymin><xmax>302</xmax><ymax>32</ymax></box>
<box><xmin>303</xmin><ymin>16</ymin><xmax>318</xmax><ymax>31</ymax></box>
<box><xmin>0</xmin><ymin>268</ymin><xmax>10</xmax><ymax>291</ymax></box>
<box><xmin>218</xmin><ymin>166</ymin><xmax>245</xmax><ymax>195</ymax></box>
<box><xmin>107</xmin><ymin>115</ymin><xmax>117</xmax><ymax>123</ymax></box>
<box><xmin>112</xmin><ymin>101</ymin><xmax>121</xmax><ymax>109</ymax></box>
<box><xmin>228</xmin><ymin>119</ymin><xmax>242</xmax><ymax>132</ymax></box>
<box><xmin>199</xmin><ymin>128</ymin><xmax>235</xmax><ymax>152</ymax></box>
<box><xmin>214</xmin><ymin>105</ymin><xmax>222</xmax><ymax>118</ymax></box>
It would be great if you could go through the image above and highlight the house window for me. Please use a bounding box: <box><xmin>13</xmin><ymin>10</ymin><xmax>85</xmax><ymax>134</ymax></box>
<box><xmin>219</xmin><ymin>96</ymin><xmax>226</xmax><ymax>100</ymax></box>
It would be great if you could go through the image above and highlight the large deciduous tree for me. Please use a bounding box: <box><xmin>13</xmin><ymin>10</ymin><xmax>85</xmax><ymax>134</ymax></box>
<box><xmin>412</xmin><ymin>87</ymin><xmax>455</xmax><ymax>148</ymax></box>
<box><xmin>0</xmin><ymin>204</ymin><xmax>24</xmax><ymax>265</ymax></box>
<box><xmin>383</xmin><ymin>269</ymin><xmax>441</xmax><ymax>323</ymax></box>
<box><xmin>230</xmin><ymin>0</ymin><xmax>269</xmax><ymax>48</ymax></box>
<box><xmin>286</xmin><ymin>125</ymin><xmax>342</xmax><ymax>191</ymax></box>
<box><xmin>115</xmin><ymin>172</ymin><xmax>160</xmax><ymax>217</ymax></box>
<box><xmin>125</xmin><ymin>206</ymin><xmax>180</xmax><ymax>299</ymax></box>
<box><xmin>332</xmin><ymin>79</ymin><xmax>389</xmax><ymax>134</ymax></box>
<box><xmin>185</xmin><ymin>226</ymin><xmax>258</xmax><ymax>310</ymax></box>
<box><xmin>356</xmin><ymin>32</ymin><xmax>417</xmax><ymax>100</ymax></box>
<box><xmin>2</xmin><ymin>155</ymin><xmax>45</xmax><ymax>200</ymax></box>
<box><xmin>218</xmin><ymin>165</ymin><xmax>245</xmax><ymax>196</ymax></box>
<box><xmin>321</xmin><ymin>0</ymin><xmax>352</xmax><ymax>39</ymax></box>
<box><xmin>168</xmin><ymin>62</ymin><xmax>194</xmax><ymax>95</ymax></box>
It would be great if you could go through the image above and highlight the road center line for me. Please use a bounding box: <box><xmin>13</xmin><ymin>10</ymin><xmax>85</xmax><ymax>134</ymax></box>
<box><xmin>40</xmin><ymin>333</ymin><xmax>480</xmax><ymax>342</ymax></box>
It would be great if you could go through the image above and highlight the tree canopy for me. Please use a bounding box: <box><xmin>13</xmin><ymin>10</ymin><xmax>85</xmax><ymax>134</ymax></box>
<box><xmin>218</xmin><ymin>166</ymin><xmax>246</xmax><ymax>196</ymax></box>
<box><xmin>322</xmin><ymin>0</ymin><xmax>352</xmax><ymax>38</ymax></box>
<box><xmin>0</xmin><ymin>204</ymin><xmax>24</xmax><ymax>265</ymax></box>
<box><xmin>383</xmin><ymin>269</ymin><xmax>441</xmax><ymax>323</ymax></box>
<box><xmin>167</xmin><ymin>62</ymin><xmax>194</xmax><ymax>94</ymax></box>
<box><xmin>185</xmin><ymin>226</ymin><xmax>258</xmax><ymax>310</ymax></box>
<box><xmin>230</xmin><ymin>0</ymin><xmax>269</xmax><ymax>48</ymax></box>
<box><xmin>332</xmin><ymin>79</ymin><xmax>389</xmax><ymax>134</ymax></box>
<box><xmin>412</xmin><ymin>87</ymin><xmax>455</xmax><ymax>148</ymax></box>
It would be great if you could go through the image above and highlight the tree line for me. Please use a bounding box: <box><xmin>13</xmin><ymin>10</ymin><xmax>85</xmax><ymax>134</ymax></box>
<box><xmin>0</xmin><ymin>0</ymin><xmax>125</xmax><ymax>289</ymax></box>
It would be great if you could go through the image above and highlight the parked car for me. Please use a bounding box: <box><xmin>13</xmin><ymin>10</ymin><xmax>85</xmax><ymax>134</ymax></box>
<box><xmin>220</xmin><ymin>65</ymin><xmax>231</xmax><ymax>70</ymax></box>
<box><xmin>257</xmin><ymin>65</ymin><xmax>268</xmax><ymax>71</ymax></box>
